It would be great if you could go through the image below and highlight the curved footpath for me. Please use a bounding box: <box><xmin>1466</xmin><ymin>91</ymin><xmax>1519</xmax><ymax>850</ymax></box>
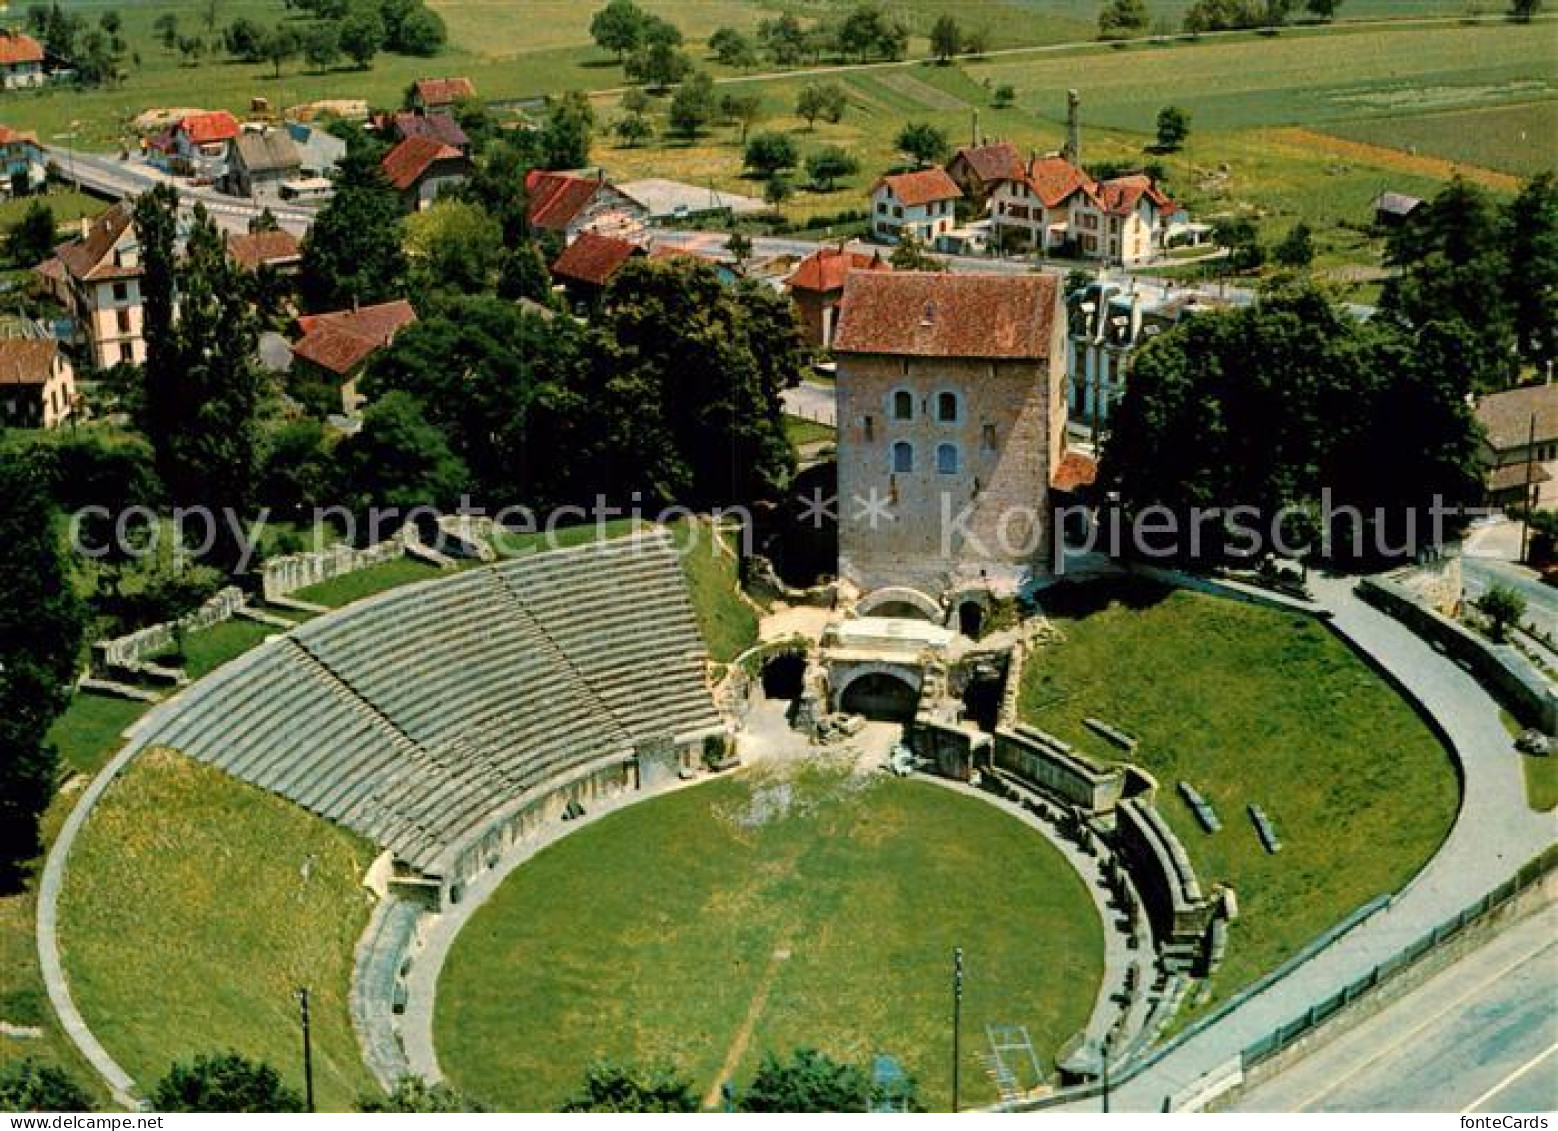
<box><xmin>1048</xmin><ymin>575</ymin><xmax>1556</xmax><ymax>1111</ymax></box>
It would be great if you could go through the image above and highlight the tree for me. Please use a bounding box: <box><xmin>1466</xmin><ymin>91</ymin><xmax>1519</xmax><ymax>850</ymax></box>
<box><xmin>668</xmin><ymin>70</ymin><xmax>717</xmax><ymax>138</ymax></box>
<box><xmin>727</xmin><ymin>229</ymin><xmax>753</xmax><ymax>268</ymax></box>
<box><xmin>0</xmin><ymin>456</ymin><xmax>86</xmax><ymax>883</ymax></box>
<box><xmin>1099</xmin><ymin>0</ymin><xmax>1151</xmax><ymax>37</ymax></box>
<box><xmin>929</xmin><ymin>14</ymin><xmax>962</xmax><ymax>61</ymax></box>
<box><xmin>336</xmin><ymin>391</ymin><xmax>471</xmax><ymax>521</ymax></box>
<box><xmin>1509</xmin><ymin>0</ymin><xmax>1541</xmax><ymax>18</ymax></box>
<box><xmin>303</xmin><ymin>19</ymin><xmax>340</xmax><ymax>69</ymax></box>
<box><xmin>497</xmin><ymin>240</ymin><xmax>555</xmax><ymax>305</ymax></box>
<box><xmin>1305</xmin><ymin>0</ymin><xmax>1342</xmax><ymax>18</ymax></box>
<box><xmin>540</xmin><ymin>90</ymin><xmax>595</xmax><ymax>169</ymax></box>
<box><xmin>1502</xmin><ymin>172</ymin><xmax>1558</xmax><ymax>371</ymax></box>
<box><xmin>562</xmin><ymin>1061</ymin><xmax>699</xmax><ymax>1113</ymax></box>
<box><xmin>262</xmin><ymin>22</ymin><xmax>299</xmax><ymax>77</ymax></box>
<box><xmin>299</xmin><ymin>154</ymin><xmax>407</xmax><ymax>311</ymax></box>
<box><xmin>719</xmin><ymin>92</ymin><xmax>764</xmax><ymax>144</ymax></box>
<box><xmin>896</xmin><ymin>121</ymin><xmax>948</xmax><ymax>167</ymax></box>
<box><xmin>757</xmin><ymin>14</ymin><xmax>808</xmax><ymax>64</ymax></box>
<box><xmin>390</xmin><ymin>3</ymin><xmax>446</xmax><ymax>54</ymax></box>
<box><xmin>620</xmin><ymin>86</ymin><xmax>652</xmax><ymax>115</ymax></box>
<box><xmin>744</xmin><ymin>131</ymin><xmax>798</xmax><ymax>177</ymax></box>
<box><xmin>613</xmin><ymin>111</ymin><xmax>654</xmax><ymax>147</ymax></box>
<box><xmin>763</xmin><ymin>174</ymin><xmax>793</xmax><ymax>207</ymax></box>
<box><xmin>223</xmin><ymin>16</ymin><xmax>266</xmax><ymax>59</ymax></box>
<box><xmin>590</xmin><ymin>0</ymin><xmax>649</xmax><ymax>60</ymax></box>
<box><xmin>154</xmin><ymin>1054</ymin><xmax>302</xmax><ymax>1113</ymax></box>
<box><xmin>176</xmin><ymin>33</ymin><xmax>205</xmax><ymax>65</ymax></box>
<box><xmin>5</xmin><ymin>200</ymin><xmax>56</xmax><ymax>267</ymax></box>
<box><xmin>889</xmin><ymin>230</ymin><xmax>939</xmax><ymax>270</ymax></box>
<box><xmin>738</xmin><ymin>1049</ymin><xmax>871</xmax><ymax>1113</ymax></box>
<box><xmin>625</xmin><ymin>39</ymin><xmax>691</xmax><ymax>88</ymax></box>
<box><xmin>992</xmin><ymin>83</ymin><xmax>1015</xmax><ymax>108</ymax></box>
<box><xmin>338</xmin><ymin>7</ymin><xmax>384</xmax><ymax>67</ymax></box>
<box><xmin>1477</xmin><ymin>584</ymin><xmax>1527</xmax><ymax>641</ymax></box>
<box><xmin>403</xmin><ymin>199</ymin><xmax>502</xmax><ymax>294</ymax></box>
<box><xmin>153</xmin><ymin>11</ymin><xmax>180</xmax><ymax>50</ymax></box>
<box><xmin>1274</xmin><ymin>220</ymin><xmax>1314</xmax><ymax>268</ymax></box>
<box><xmin>708</xmin><ymin>26</ymin><xmax>756</xmax><ymax>67</ymax></box>
<box><xmin>834</xmin><ymin>3</ymin><xmax>908</xmax><ymax>61</ymax></box>
<box><xmin>795</xmin><ymin>81</ymin><xmax>847</xmax><ymax>128</ymax></box>
<box><xmin>1155</xmin><ymin>105</ymin><xmax>1190</xmax><ymax>151</ymax></box>
<box><xmin>359</xmin><ymin>1076</ymin><xmax>484</xmax><ymax>1112</ymax></box>
<box><xmin>0</xmin><ymin>1059</ymin><xmax>94</xmax><ymax>1112</ymax></box>
<box><xmin>805</xmin><ymin>145</ymin><xmax>859</xmax><ymax>190</ymax></box>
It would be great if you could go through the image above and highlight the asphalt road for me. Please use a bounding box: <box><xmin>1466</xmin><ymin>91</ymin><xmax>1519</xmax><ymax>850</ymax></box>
<box><xmin>1233</xmin><ymin>903</ymin><xmax>1558</xmax><ymax>1113</ymax></box>
<box><xmin>1463</xmin><ymin>555</ymin><xmax>1558</xmax><ymax>644</ymax></box>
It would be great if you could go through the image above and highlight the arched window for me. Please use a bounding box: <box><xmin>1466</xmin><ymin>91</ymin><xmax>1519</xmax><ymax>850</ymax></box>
<box><xmin>892</xmin><ymin>441</ymin><xmax>914</xmax><ymax>474</ymax></box>
<box><xmin>891</xmin><ymin>389</ymin><xmax>914</xmax><ymax>421</ymax></box>
<box><xmin>935</xmin><ymin>390</ymin><xmax>961</xmax><ymax>423</ymax></box>
<box><xmin>936</xmin><ymin>442</ymin><xmax>959</xmax><ymax>475</ymax></box>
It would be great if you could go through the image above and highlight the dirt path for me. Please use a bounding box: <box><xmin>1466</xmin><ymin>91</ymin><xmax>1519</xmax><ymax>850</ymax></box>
<box><xmin>702</xmin><ymin>941</ymin><xmax>792</xmax><ymax>1109</ymax></box>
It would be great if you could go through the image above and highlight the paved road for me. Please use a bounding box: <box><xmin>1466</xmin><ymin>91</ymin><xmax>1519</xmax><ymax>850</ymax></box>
<box><xmin>782</xmin><ymin>379</ymin><xmax>836</xmax><ymax>426</ymax></box>
<box><xmin>1234</xmin><ymin>902</ymin><xmax>1558</xmax><ymax>1113</ymax></box>
<box><xmin>1463</xmin><ymin>556</ymin><xmax>1558</xmax><ymax>643</ymax></box>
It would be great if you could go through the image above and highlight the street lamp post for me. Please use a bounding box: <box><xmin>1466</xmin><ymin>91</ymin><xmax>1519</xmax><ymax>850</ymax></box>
<box><xmin>296</xmin><ymin>987</ymin><xmax>315</xmax><ymax>1113</ymax></box>
<box><xmin>951</xmin><ymin>947</ymin><xmax>964</xmax><ymax>1113</ymax></box>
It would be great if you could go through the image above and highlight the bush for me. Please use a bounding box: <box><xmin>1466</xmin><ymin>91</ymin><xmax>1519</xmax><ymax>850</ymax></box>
<box><xmin>1477</xmin><ymin>584</ymin><xmax>1528</xmax><ymax>641</ymax></box>
<box><xmin>0</xmin><ymin>1060</ymin><xmax>94</xmax><ymax>1112</ymax></box>
<box><xmin>154</xmin><ymin>1052</ymin><xmax>303</xmax><ymax>1113</ymax></box>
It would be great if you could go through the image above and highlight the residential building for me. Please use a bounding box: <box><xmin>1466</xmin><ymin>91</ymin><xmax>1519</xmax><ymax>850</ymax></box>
<box><xmin>381</xmin><ymin>136</ymin><xmax>470</xmax><ymax>211</ymax></box>
<box><xmin>525</xmin><ymin>170</ymin><xmax>649</xmax><ymax>245</ymax></box>
<box><xmin>226</xmin><ymin>128</ymin><xmax>303</xmax><ymax>198</ymax></box>
<box><xmin>160</xmin><ymin>110</ymin><xmax>243</xmax><ymax>180</ymax></box>
<box><xmin>832</xmin><ymin>271</ymin><xmax>1068</xmax><ymax>596</ymax></box>
<box><xmin>285</xmin><ymin>121</ymin><xmax>347</xmax><ymax>179</ymax></box>
<box><xmin>784</xmin><ymin>246</ymin><xmax>890</xmax><ymax>348</ymax></box>
<box><xmin>44</xmin><ymin>204</ymin><xmax>146</xmax><ymax>369</ymax></box>
<box><xmin>0</xmin><ymin>124</ymin><xmax>46</xmax><ymax>196</ymax></box>
<box><xmin>551</xmin><ymin>232</ymin><xmax>645</xmax><ymax>308</ymax></box>
<box><xmin>0</xmin><ymin>30</ymin><xmax>46</xmax><ymax>89</ymax></box>
<box><xmin>225</xmin><ymin>228</ymin><xmax>303</xmax><ymax>275</ymax></box>
<box><xmin>1373</xmin><ymin>191</ymin><xmax>1423</xmax><ymax>229</ymax></box>
<box><xmin>381</xmin><ymin>110</ymin><xmax>469</xmax><ymax>153</ymax></box>
<box><xmin>289</xmin><ymin>300</ymin><xmax>417</xmax><ymax>416</ymax></box>
<box><xmin>945</xmin><ymin>141</ymin><xmax>1021</xmax><ymax>208</ymax></box>
<box><xmin>868</xmin><ymin>168</ymin><xmax>962</xmax><ymax>246</ymax></box>
<box><xmin>1473</xmin><ymin>383</ymin><xmax>1558</xmax><ymax>509</ymax></box>
<box><xmin>410</xmin><ymin>76</ymin><xmax>476</xmax><ymax>112</ymax></box>
<box><xmin>0</xmin><ymin>337</ymin><xmax>75</xmax><ymax>428</ymax></box>
<box><xmin>989</xmin><ymin>155</ymin><xmax>1179</xmax><ymax>267</ymax></box>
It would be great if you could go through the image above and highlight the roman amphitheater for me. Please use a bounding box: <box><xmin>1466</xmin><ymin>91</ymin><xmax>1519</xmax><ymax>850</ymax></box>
<box><xmin>36</xmin><ymin>521</ymin><xmax>1552</xmax><ymax>1112</ymax></box>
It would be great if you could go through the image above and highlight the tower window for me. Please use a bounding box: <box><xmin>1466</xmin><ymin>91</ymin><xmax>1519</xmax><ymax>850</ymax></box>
<box><xmin>937</xmin><ymin>443</ymin><xmax>959</xmax><ymax>475</ymax></box>
<box><xmin>892</xmin><ymin>441</ymin><xmax>914</xmax><ymax>474</ymax></box>
<box><xmin>936</xmin><ymin>390</ymin><xmax>960</xmax><ymax>423</ymax></box>
<box><xmin>892</xmin><ymin>389</ymin><xmax>914</xmax><ymax>421</ymax></box>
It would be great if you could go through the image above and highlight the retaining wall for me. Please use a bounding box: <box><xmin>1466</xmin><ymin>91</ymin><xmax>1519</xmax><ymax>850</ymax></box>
<box><xmin>991</xmin><ymin>724</ymin><xmax>1125</xmax><ymax>815</ymax></box>
<box><xmin>93</xmin><ymin>586</ymin><xmax>247</xmax><ymax>670</ymax></box>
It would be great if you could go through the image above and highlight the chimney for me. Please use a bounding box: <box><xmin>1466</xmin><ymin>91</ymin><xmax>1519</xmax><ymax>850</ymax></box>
<box><xmin>1065</xmin><ymin>89</ymin><xmax>1082</xmax><ymax>167</ymax></box>
<box><xmin>971</xmin><ymin>107</ymin><xmax>980</xmax><ymax>148</ymax></box>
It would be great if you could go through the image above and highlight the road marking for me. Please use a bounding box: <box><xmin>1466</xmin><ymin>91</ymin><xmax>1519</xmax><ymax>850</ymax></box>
<box><xmin>1460</xmin><ymin>1042</ymin><xmax>1558</xmax><ymax>1114</ymax></box>
<box><xmin>1291</xmin><ymin>933</ymin><xmax>1558</xmax><ymax>1111</ymax></box>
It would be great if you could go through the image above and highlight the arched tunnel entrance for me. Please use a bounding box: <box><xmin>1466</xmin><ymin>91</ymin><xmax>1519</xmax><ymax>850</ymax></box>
<box><xmin>838</xmin><ymin>671</ymin><xmax>920</xmax><ymax>722</ymax></box>
<box><xmin>761</xmin><ymin>652</ymin><xmax>807</xmax><ymax>700</ymax></box>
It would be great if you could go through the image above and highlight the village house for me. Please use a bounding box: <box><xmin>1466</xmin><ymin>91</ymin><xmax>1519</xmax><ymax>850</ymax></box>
<box><xmin>1372</xmin><ymin>191</ymin><xmax>1424</xmax><ymax>230</ymax></box>
<box><xmin>989</xmin><ymin>154</ymin><xmax>1179</xmax><ymax>267</ymax></box>
<box><xmin>1474</xmin><ymin>383</ymin><xmax>1558</xmax><ymax>510</ymax></box>
<box><xmin>832</xmin><ymin>271</ymin><xmax>1068</xmax><ymax>599</ymax></box>
<box><xmin>381</xmin><ymin>136</ymin><xmax>470</xmax><ymax>211</ymax></box>
<box><xmin>0</xmin><ymin>337</ymin><xmax>75</xmax><ymax>428</ymax></box>
<box><xmin>551</xmin><ymin>231</ymin><xmax>645</xmax><ymax>309</ymax></box>
<box><xmin>225</xmin><ymin>228</ymin><xmax>303</xmax><ymax>276</ymax></box>
<box><xmin>945</xmin><ymin>140</ymin><xmax>1022</xmax><ymax>209</ymax></box>
<box><xmin>0</xmin><ymin>30</ymin><xmax>46</xmax><ymax>89</ymax></box>
<box><xmin>868</xmin><ymin>168</ymin><xmax>962</xmax><ymax>246</ymax></box>
<box><xmin>285</xmin><ymin>120</ymin><xmax>347</xmax><ymax>179</ymax></box>
<box><xmin>379</xmin><ymin>110</ymin><xmax>470</xmax><ymax>154</ymax></box>
<box><xmin>226</xmin><ymin>128</ymin><xmax>303</xmax><ymax>198</ymax></box>
<box><xmin>0</xmin><ymin>124</ymin><xmax>47</xmax><ymax>197</ymax></box>
<box><xmin>784</xmin><ymin>246</ymin><xmax>890</xmax><ymax>348</ymax></box>
<box><xmin>289</xmin><ymin>300</ymin><xmax>417</xmax><ymax>417</ymax></box>
<box><xmin>409</xmin><ymin>76</ymin><xmax>476</xmax><ymax>113</ymax></box>
<box><xmin>42</xmin><ymin>204</ymin><xmax>146</xmax><ymax>369</ymax></box>
<box><xmin>525</xmin><ymin>170</ymin><xmax>649</xmax><ymax>245</ymax></box>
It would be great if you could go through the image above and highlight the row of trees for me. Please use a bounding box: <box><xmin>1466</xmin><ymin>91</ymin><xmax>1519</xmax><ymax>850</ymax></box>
<box><xmin>24</xmin><ymin>1</ymin><xmax>128</xmax><ymax>85</ymax></box>
<box><xmin>220</xmin><ymin>0</ymin><xmax>443</xmax><ymax>74</ymax></box>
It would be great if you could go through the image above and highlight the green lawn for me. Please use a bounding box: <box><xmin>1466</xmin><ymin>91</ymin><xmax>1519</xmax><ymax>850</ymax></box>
<box><xmin>1326</xmin><ymin>99</ymin><xmax>1558</xmax><ymax>177</ymax></box>
<box><xmin>671</xmin><ymin>518</ymin><xmax>760</xmax><ymax>663</ymax></box>
<box><xmin>1020</xmin><ymin>579</ymin><xmax>1458</xmax><ymax>1015</ymax></box>
<box><xmin>291</xmin><ymin>556</ymin><xmax>445</xmax><ymax>607</ymax></box>
<box><xmin>151</xmin><ymin>618</ymin><xmax>277</xmax><ymax>679</ymax></box>
<box><xmin>436</xmin><ymin>767</ymin><xmax>1102</xmax><ymax>1111</ymax></box>
<box><xmin>45</xmin><ymin>692</ymin><xmax>150</xmax><ymax>777</ymax></box>
<box><xmin>490</xmin><ymin>516</ymin><xmax>641</xmax><ymax>557</ymax></box>
<box><xmin>1522</xmin><ymin>753</ymin><xmax>1558</xmax><ymax>812</ymax></box>
<box><xmin>784</xmin><ymin>414</ymin><xmax>836</xmax><ymax>452</ymax></box>
<box><xmin>0</xmin><ymin>188</ymin><xmax>108</xmax><ymax>231</ymax></box>
<box><xmin>59</xmin><ymin>750</ymin><xmax>378</xmax><ymax>1111</ymax></box>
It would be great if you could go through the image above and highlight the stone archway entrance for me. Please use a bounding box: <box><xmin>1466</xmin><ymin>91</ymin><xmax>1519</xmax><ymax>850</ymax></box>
<box><xmin>761</xmin><ymin>652</ymin><xmax>807</xmax><ymax>700</ymax></box>
<box><xmin>958</xmin><ymin>600</ymin><xmax>985</xmax><ymax>638</ymax></box>
<box><xmin>838</xmin><ymin>671</ymin><xmax>920</xmax><ymax>722</ymax></box>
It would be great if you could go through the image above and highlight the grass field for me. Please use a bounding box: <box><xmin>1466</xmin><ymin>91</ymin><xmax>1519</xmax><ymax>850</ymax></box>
<box><xmin>1325</xmin><ymin>100</ymin><xmax>1558</xmax><ymax>176</ymax></box>
<box><xmin>151</xmin><ymin>618</ymin><xmax>277</xmax><ymax>679</ymax></box>
<box><xmin>784</xmin><ymin>414</ymin><xmax>836</xmax><ymax>451</ymax></box>
<box><xmin>436</xmin><ymin>765</ymin><xmax>1102</xmax><ymax>1111</ymax></box>
<box><xmin>1019</xmin><ymin>580</ymin><xmax>1458</xmax><ymax>1014</ymax></box>
<box><xmin>673</xmin><ymin>517</ymin><xmax>760</xmax><ymax>663</ymax></box>
<box><xmin>1522</xmin><ymin>752</ymin><xmax>1558</xmax><ymax>812</ymax></box>
<box><xmin>291</xmin><ymin>555</ymin><xmax>446</xmax><ymax>607</ymax></box>
<box><xmin>45</xmin><ymin>692</ymin><xmax>149</xmax><ymax>777</ymax></box>
<box><xmin>58</xmin><ymin>749</ymin><xmax>378</xmax><ymax>1111</ymax></box>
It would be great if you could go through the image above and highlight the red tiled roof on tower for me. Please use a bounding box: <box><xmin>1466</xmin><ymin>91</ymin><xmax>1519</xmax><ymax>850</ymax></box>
<box><xmin>872</xmin><ymin>167</ymin><xmax>962</xmax><ymax>208</ymax></box>
<box><xmin>785</xmin><ymin>247</ymin><xmax>890</xmax><ymax>294</ymax></box>
<box><xmin>381</xmin><ymin>136</ymin><xmax>461</xmax><ymax>191</ymax></box>
<box><xmin>551</xmin><ymin>231</ymin><xmax>643</xmax><ymax>288</ymax></box>
<box><xmin>834</xmin><ymin>271</ymin><xmax>1059</xmax><ymax>360</ymax></box>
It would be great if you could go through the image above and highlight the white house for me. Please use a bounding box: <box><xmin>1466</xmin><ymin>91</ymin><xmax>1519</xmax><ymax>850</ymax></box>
<box><xmin>990</xmin><ymin>154</ymin><xmax>1180</xmax><ymax>267</ymax></box>
<box><xmin>868</xmin><ymin>168</ymin><xmax>962</xmax><ymax>246</ymax></box>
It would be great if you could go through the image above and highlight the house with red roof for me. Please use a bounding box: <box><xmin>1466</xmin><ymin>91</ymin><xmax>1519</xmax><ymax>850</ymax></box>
<box><xmin>783</xmin><ymin>246</ymin><xmax>890</xmax><ymax>348</ymax></box>
<box><xmin>551</xmin><ymin>232</ymin><xmax>645</xmax><ymax>308</ymax></box>
<box><xmin>381</xmin><ymin>136</ymin><xmax>470</xmax><ymax>211</ymax></box>
<box><xmin>290</xmin><ymin>300</ymin><xmax>417</xmax><ymax>416</ymax></box>
<box><xmin>153</xmin><ymin>110</ymin><xmax>243</xmax><ymax>180</ymax></box>
<box><xmin>0</xmin><ymin>30</ymin><xmax>46</xmax><ymax>89</ymax></box>
<box><xmin>0</xmin><ymin>338</ymin><xmax>75</xmax><ymax>429</ymax></box>
<box><xmin>0</xmin><ymin>124</ymin><xmax>46</xmax><ymax>196</ymax></box>
<box><xmin>409</xmin><ymin>77</ymin><xmax>476</xmax><ymax>112</ymax></box>
<box><xmin>40</xmin><ymin>204</ymin><xmax>147</xmax><ymax>369</ymax></box>
<box><xmin>225</xmin><ymin>228</ymin><xmax>303</xmax><ymax>275</ymax></box>
<box><xmin>945</xmin><ymin>141</ymin><xmax>1022</xmax><ymax>207</ymax></box>
<box><xmin>989</xmin><ymin>153</ymin><xmax>1179</xmax><ymax>267</ymax></box>
<box><xmin>525</xmin><ymin>170</ymin><xmax>648</xmax><ymax>245</ymax></box>
<box><xmin>379</xmin><ymin>110</ymin><xmax>470</xmax><ymax>153</ymax></box>
<box><xmin>868</xmin><ymin>168</ymin><xmax>962</xmax><ymax>246</ymax></box>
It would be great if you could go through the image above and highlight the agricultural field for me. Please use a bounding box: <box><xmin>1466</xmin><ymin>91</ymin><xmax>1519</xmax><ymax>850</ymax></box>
<box><xmin>1325</xmin><ymin>100</ymin><xmax>1558</xmax><ymax>177</ymax></box>
<box><xmin>1019</xmin><ymin>580</ymin><xmax>1460</xmax><ymax>1019</ymax></box>
<box><xmin>436</xmin><ymin>766</ymin><xmax>1103</xmax><ymax>1111</ymax></box>
<box><xmin>58</xmin><ymin>750</ymin><xmax>378</xmax><ymax>1111</ymax></box>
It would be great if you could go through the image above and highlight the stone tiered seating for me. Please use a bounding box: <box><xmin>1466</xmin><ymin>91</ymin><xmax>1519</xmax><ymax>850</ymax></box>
<box><xmin>125</xmin><ymin>529</ymin><xmax>725</xmax><ymax>883</ymax></box>
<box><xmin>496</xmin><ymin>532</ymin><xmax>723</xmax><ymax>744</ymax></box>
